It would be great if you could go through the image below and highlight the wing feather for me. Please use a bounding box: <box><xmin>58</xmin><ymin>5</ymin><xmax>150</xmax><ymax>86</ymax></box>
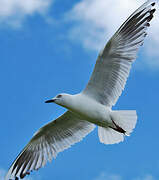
<box><xmin>5</xmin><ymin>111</ymin><xmax>95</xmax><ymax>180</ymax></box>
<box><xmin>83</xmin><ymin>1</ymin><xmax>156</xmax><ymax>106</ymax></box>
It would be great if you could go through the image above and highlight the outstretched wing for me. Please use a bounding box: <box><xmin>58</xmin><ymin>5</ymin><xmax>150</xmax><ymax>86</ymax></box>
<box><xmin>83</xmin><ymin>1</ymin><xmax>156</xmax><ymax>107</ymax></box>
<box><xmin>5</xmin><ymin>111</ymin><xmax>95</xmax><ymax>180</ymax></box>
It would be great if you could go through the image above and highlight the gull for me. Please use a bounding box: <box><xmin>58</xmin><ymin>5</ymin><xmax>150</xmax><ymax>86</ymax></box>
<box><xmin>5</xmin><ymin>1</ymin><xmax>156</xmax><ymax>180</ymax></box>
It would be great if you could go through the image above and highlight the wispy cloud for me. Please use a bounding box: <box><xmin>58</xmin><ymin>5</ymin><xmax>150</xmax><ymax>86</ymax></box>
<box><xmin>94</xmin><ymin>172</ymin><xmax>121</xmax><ymax>180</ymax></box>
<box><xmin>0</xmin><ymin>168</ymin><xmax>6</xmax><ymax>180</ymax></box>
<box><xmin>0</xmin><ymin>0</ymin><xmax>53</xmax><ymax>27</ymax></box>
<box><xmin>133</xmin><ymin>174</ymin><xmax>155</xmax><ymax>180</ymax></box>
<box><xmin>94</xmin><ymin>172</ymin><xmax>156</xmax><ymax>180</ymax></box>
<box><xmin>66</xmin><ymin>0</ymin><xmax>159</xmax><ymax>69</ymax></box>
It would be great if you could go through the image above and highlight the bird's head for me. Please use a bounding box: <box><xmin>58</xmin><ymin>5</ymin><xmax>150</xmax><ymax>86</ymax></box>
<box><xmin>45</xmin><ymin>93</ymin><xmax>72</xmax><ymax>108</ymax></box>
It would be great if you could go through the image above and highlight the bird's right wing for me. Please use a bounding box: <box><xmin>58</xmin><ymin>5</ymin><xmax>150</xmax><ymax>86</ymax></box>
<box><xmin>83</xmin><ymin>0</ymin><xmax>156</xmax><ymax>107</ymax></box>
<box><xmin>5</xmin><ymin>111</ymin><xmax>95</xmax><ymax>180</ymax></box>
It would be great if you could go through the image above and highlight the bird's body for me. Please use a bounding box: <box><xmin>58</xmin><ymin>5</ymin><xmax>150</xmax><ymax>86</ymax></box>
<box><xmin>58</xmin><ymin>93</ymin><xmax>112</xmax><ymax>127</ymax></box>
<box><xmin>5</xmin><ymin>1</ymin><xmax>156</xmax><ymax>180</ymax></box>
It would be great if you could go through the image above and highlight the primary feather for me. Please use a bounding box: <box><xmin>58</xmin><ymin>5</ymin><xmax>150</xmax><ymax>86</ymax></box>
<box><xmin>83</xmin><ymin>0</ymin><xmax>156</xmax><ymax>107</ymax></box>
<box><xmin>5</xmin><ymin>111</ymin><xmax>95</xmax><ymax>180</ymax></box>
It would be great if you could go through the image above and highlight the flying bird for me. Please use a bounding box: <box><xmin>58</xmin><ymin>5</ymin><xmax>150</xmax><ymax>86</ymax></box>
<box><xmin>5</xmin><ymin>1</ymin><xmax>156</xmax><ymax>179</ymax></box>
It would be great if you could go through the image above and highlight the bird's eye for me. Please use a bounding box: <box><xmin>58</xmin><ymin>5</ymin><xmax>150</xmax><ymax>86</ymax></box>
<box><xmin>57</xmin><ymin>94</ymin><xmax>62</xmax><ymax>98</ymax></box>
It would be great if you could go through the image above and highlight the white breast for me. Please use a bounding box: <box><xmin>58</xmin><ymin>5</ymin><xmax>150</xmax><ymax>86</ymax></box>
<box><xmin>68</xmin><ymin>93</ymin><xmax>112</xmax><ymax>126</ymax></box>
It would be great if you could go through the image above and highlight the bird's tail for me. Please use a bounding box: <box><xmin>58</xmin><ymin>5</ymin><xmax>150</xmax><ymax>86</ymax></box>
<box><xmin>98</xmin><ymin>110</ymin><xmax>137</xmax><ymax>144</ymax></box>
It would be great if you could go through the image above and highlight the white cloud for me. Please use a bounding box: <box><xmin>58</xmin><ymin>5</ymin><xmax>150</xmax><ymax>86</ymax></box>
<box><xmin>133</xmin><ymin>174</ymin><xmax>155</xmax><ymax>180</ymax></box>
<box><xmin>0</xmin><ymin>168</ymin><xmax>6</xmax><ymax>180</ymax></box>
<box><xmin>0</xmin><ymin>0</ymin><xmax>53</xmax><ymax>27</ymax></box>
<box><xmin>67</xmin><ymin>0</ymin><xmax>159</xmax><ymax>69</ymax></box>
<box><xmin>94</xmin><ymin>172</ymin><xmax>156</xmax><ymax>180</ymax></box>
<box><xmin>94</xmin><ymin>172</ymin><xmax>121</xmax><ymax>180</ymax></box>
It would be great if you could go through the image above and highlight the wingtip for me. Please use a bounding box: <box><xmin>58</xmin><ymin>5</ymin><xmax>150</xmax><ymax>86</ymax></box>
<box><xmin>150</xmin><ymin>8</ymin><xmax>156</xmax><ymax>14</ymax></box>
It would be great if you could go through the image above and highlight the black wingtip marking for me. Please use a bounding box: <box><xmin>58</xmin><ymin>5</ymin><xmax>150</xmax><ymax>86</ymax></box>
<box><xmin>20</xmin><ymin>173</ymin><xmax>25</xmax><ymax>179</ymax></box>
<box><xmin>20</xmin><ymin>171</ymin><xmax>30</xmax><ymax>179</ymax></box>
<box><xmin>140</xmin><ymin>42</ymin><xmax>144</xmax><ymax>46</ymax></box>
<box><xmin>150</xmin><ymin>8</ymin><xmax>156</xmax><ymax>14</ymax></box>
<box><xmin>146</xmin><ymin>9</ymin><xmax>156</xmax><ymax>22</ymax></box>
<box><xmin>146</xmin><ymin>22</ymin><xmax>150</xmax><ymax>27</ymax></box>
<box><xmin>147</xmin><ymin>14</ymin><xmax>154</xmax><ymax>22</ymax></box>
<box><xmin>144</xmin><ymin>33</ymin><xmax>147</xmax><ymax>37</ymax></box>
<box><xmin>151</xmin><ymin>2</ymin><xmax>155</xmax><ymax>6</ymax></box>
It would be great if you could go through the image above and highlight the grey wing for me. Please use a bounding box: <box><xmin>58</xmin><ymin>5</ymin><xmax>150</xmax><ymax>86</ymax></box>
<box><xmin>5</xmin><ymin>111</ymin><xmax>95</xmax><ymax>180</ymax></box>
<box><xmin>83</xmin><ymin>1</ymin><xmax>156</xmax><ymax>107</ymax></box>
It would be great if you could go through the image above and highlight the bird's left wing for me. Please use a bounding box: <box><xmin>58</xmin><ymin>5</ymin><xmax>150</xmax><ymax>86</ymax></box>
<box><xmin>83</xmin><ymin>1</ymin><xmax>156</xmax><ymax>107</ymax></box>
<box><xmin>5</xmin><ymin>111</ymin><xmax>95</xmax><ymax>180</ymax></box>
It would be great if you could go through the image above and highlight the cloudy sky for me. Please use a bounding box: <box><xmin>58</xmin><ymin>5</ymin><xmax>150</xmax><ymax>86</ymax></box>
<box><xmin>1</xmin><ymin>0</ymin><xmax>159</xmax><ymax>180</ymax></box>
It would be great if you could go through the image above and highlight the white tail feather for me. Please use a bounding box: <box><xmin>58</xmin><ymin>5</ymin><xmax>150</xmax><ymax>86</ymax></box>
<box><xmin>98</xmin><ymin>110</ymin><xmax>137</xmax><ymax>145</ymax></box>
<box><xmin>98</xmin><ymin>127</ymin><xmax>124</xmax><ymax>144</ymax></box>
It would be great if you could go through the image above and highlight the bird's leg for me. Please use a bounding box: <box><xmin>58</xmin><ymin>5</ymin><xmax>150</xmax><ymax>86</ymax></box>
<box><xmin>109</xmin><ymin>120</ymin><xmax>126</xmax><ymax>135</ymax></box>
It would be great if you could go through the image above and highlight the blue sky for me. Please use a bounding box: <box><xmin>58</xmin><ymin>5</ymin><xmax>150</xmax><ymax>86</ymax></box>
<box><xmin>0</xmin><ymin>0</ymin><xmax>159</xmax><ymax>180</ymax></box>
